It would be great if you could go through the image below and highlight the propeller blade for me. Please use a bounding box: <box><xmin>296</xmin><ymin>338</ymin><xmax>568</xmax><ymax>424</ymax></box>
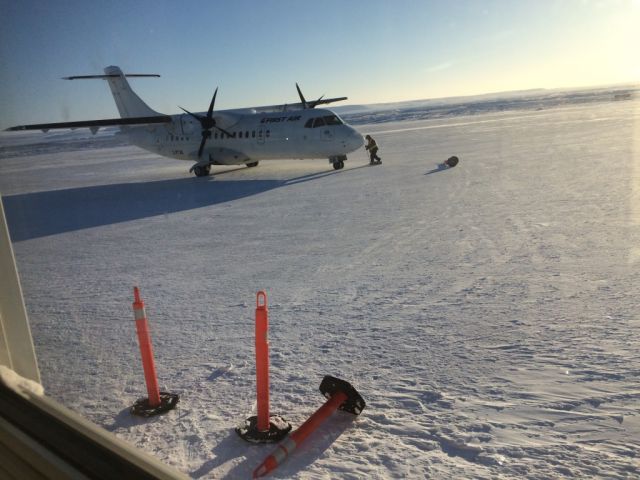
<box><xmin>296</xmin><ymin>83</ymin><xmax>308</xmax><ymax>109</ymax></box>
<box><xmin>197</xmin><ymin>132</ymin><xmax>208</xmax><ymax>157</ymax></box>
<box><xmin>179</xmin><ymin>106</ymin><xmax>204</xmax><ymax>122</ymax></box>
<box><xmin>207</xmin><ymin>88</ymin><xmax>218</xmax><ymax>119</ymax></box>
<box><xmin>184</xmin><ymin>86</ymin><xmax>222</xmax><ymax>158</ymax></box>
<box><xmin>214</xmin><ymin>125</ymin><xmax>233</xmax><ymax>138</ymax></box>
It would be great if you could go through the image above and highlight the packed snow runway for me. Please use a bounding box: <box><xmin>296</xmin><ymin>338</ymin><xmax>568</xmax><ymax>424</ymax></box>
<box><xmin>1</xmin><ymin>93</ymin><xmax>639</xmax><ymax>478</ymax></box>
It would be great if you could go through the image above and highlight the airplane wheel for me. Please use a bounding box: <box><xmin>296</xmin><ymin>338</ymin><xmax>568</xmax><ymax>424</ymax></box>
<box><xmin>193</xmin><ymin>165</ymin><xmax>210</xmax><ymax>177</ymax></box>
<box><xmin>333</xmin><ymin>161</ymin><xmax>344</xmax><ymax>170</ymax></box>
<box><xmin>246</xmin><ymin>161</ymin><xmax>259</xmax><ymax>168</ymax></box>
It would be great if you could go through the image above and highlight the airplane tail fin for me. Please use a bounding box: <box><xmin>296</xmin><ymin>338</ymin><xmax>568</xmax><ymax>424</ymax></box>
<box><xmin>64</xmin><ymin>66</ymin><xmax>161</xmax><ymax>118</ymax></box>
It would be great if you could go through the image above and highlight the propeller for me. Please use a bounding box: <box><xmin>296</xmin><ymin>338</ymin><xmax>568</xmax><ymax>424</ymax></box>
<box><xmin>179</xmin><ymin>87</ymin><xmax>232</xmax><ymax>158</ymax></box>
<box><xmin>296</xmin><ymin>83</ymin><xmax>325</xmax><ymax>109</ymax></box>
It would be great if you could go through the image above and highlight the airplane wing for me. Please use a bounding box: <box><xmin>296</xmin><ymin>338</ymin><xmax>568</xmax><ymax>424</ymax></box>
<box><xmin>5</xmin><ymin>115</ymin><xmax>172</xmax><ymax>133</ymax></box>
<box><xmin>251</xmin><ymin>96</ymin><xmax>348</xmax><ymax>113</ymax></box>
<box><xmin>304</xmin><ymin>96</ymin><xmax>348</xmax><ymax>108</ymax></box>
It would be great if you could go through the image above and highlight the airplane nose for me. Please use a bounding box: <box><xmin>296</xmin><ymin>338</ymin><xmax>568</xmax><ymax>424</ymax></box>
<box><xmin>348</xmin><ymin>129</ymin><xmax>364</xmax><ymax>151</ymax></box>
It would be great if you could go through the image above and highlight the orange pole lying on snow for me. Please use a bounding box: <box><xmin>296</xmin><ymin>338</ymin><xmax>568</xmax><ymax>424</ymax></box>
<box><xmin>255</xmin><ymin>291</ymin><xmax>270</xmax><ymax>432</ymax></box>
<box><xmin>253</xmin><ymin>376</ymin><xmax>366</xmax><ymax>478</ymax></box>
<box><xmin>132</xmin><ymin>286</ymin><xmax>161</xmax><ymax>408</ymax></box>
<box><xmin>253</xmin><ymin>391</ymin><xmax>347</xmax><ymax>478</ymax></box>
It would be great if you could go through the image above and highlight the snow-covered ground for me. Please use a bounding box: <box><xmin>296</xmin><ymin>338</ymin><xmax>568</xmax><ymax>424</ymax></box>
<box><xmin>1</xmin><ymin>89</ymin><xmax>639</xmax><ymax>479</ymax></box>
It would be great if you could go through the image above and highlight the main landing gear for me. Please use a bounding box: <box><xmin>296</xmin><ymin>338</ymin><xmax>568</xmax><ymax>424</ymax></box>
<box><xmin>191</xmin><ymin>160</ymin><xmax>258</xmax><ymax>177</ymax></box>
<box><xmin>192</xmin><ymin>165</ymin><xmax>211</xmax><ymax>177</ymax></box>
<box><xmin>330</xmin><ymin>155</ymin><xmax>347</xmax><ymax>170</ymax></box>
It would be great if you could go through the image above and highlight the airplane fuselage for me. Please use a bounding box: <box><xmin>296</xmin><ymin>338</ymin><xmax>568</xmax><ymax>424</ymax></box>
<box><xmin>128</xmin><ymin>107</ymin><xmax>363</xmax><ymax>166</ymax></box>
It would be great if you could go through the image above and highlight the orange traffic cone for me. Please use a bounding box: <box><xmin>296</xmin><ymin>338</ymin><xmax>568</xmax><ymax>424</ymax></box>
<box><xmin>236</xmin><ymin>291</ymin><xmax>291</xmax><ymax>443</ymax></box>
<box><xmin>130</xmin><ymin>286</ymin><xmax>179</xmax><ymax>417</ymax></box>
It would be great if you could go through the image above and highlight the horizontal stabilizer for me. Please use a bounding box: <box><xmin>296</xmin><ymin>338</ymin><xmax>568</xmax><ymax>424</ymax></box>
<box><xmin>62</xmin><ymin>74</ymin><xmax>160</xmax><ymax>80</ymax></box>
<box><xmin>6</xmin><ymin>115</ymin><xmax>172</xmax><ymax>132</ymax></box>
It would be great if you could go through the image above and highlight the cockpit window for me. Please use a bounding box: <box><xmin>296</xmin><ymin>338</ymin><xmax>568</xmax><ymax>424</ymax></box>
<box><xmin>323</xmin><ymin>115</ymin><xmax>343</xmax><ymax>125</ymax></box>
<box><xmin>304</xmin><ymin>115</ymin><xmax>343</xmax><ymax>128</ymax></box>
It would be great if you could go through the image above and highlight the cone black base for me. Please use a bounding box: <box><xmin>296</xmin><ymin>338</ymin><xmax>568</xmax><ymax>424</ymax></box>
<box><xmin>130</xmin><ymin>392</ymin><xmax>179</xmax><ymax>417</ymax></box>
<box><xmin>236</xmin><ymin>415</ymin><xmax>292</xmax><ymax>443</ymax></box>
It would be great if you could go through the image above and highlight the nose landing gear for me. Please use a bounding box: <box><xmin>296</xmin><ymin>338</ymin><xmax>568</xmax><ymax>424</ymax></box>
<box><xmin>330</xmin><ymin>155</ymin><xmax>347</xmax><ymax>170</ymax></box>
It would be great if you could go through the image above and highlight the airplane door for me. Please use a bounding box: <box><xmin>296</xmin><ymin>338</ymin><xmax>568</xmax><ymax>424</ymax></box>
<box><xmin>180</xmin><ymin>115</ymin><xmax>197</xmax><ymax>135</ymax></box>
<box><xmin>257</xmin><ymin>127</ymin><xmax>265</xmax><ymax>145</ymax></box>
<box><xmin>321</xmin><ymin>127</ymin><xmax>333</xmax><ymax>142</ymax></box>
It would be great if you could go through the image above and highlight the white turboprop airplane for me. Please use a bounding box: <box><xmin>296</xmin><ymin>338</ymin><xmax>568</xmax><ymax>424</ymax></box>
<box><xmin>6</xmin><ymin>66</ymin><xmax>364</xmax><ymax>177</ymax></box>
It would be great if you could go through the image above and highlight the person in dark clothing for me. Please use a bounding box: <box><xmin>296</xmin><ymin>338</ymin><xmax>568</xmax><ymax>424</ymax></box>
<box><xmin>365</xmin><ymin>135</ymin><xmax>381</xmax><ymax>164</ymax></box>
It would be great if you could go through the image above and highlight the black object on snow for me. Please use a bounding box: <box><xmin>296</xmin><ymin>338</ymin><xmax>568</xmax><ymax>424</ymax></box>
<box><xmin>236</xmin><ymin>414</ymin><xmax>292</xmax><ymax>443</ymax></box>
<box><xmin>319</xmin><ymin>375</ymin><xmax>366</xmax><ymax>415</ymax></box>
<box><xmin>130</xmin><ymin>392</ymin><xmax>180</xmax><ymax>417</ymax></box>
<box><xmin>445</xmin><ymin>156</ymin><xmax>459</xmax><ymax>167</ymax></box>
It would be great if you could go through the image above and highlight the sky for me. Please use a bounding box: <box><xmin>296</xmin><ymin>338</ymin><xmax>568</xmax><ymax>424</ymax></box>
<box><xmin>1</xmin><ymin>0</ymin><xmax>639</xmax><ymax>130</ymax></box>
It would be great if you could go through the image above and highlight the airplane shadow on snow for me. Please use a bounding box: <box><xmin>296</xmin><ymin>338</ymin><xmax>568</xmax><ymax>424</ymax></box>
<box><xmin>3</xmin><ymin>168</ymin><xmax>349</xmax><ymax>242</ymax></box>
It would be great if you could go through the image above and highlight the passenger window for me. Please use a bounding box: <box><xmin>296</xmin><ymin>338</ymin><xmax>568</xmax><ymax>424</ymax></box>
<box><xmin>239</xmin><ymin>132</ymin><xmax>243</xmax><ymax>138</ymax></box>
<box><xmin>245</xmin><ymin>131</ymin><xmax>249</xmax><ymax>138</ymax></box>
